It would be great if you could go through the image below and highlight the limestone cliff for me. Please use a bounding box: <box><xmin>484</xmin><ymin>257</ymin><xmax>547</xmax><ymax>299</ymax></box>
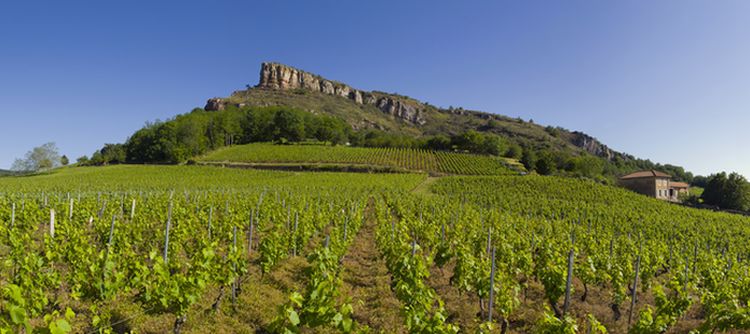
<box><xmin>255</xmin><ymin>62</ymin><xmax>426</xmax><ymax>125</ymax></box>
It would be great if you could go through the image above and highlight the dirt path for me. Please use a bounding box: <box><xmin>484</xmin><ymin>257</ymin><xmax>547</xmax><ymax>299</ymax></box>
<box><xmin>340</xmin><ymin>199</ymin><xmax>405</xmax><ymax>333</ymax></box>
<box><xmin>426</xmin><ymin>259</ymin><xmax>483</xmax><ymax>332</ymax></box>
<box><xmin>410</xmin><ymin>176</ymin><xmax>440</xmax><ymax>196</ymax></box>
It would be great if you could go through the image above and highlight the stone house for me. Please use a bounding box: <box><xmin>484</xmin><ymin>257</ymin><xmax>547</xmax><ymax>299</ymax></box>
<box><xmin>669</xmin><ymin>181</ymin><xmax>690</xmax><ymax>199</ymax></box>
<box><xmin>618</xmin><ymin>170</ymin><xmax>690</xmax><ymax>202</ymax></box>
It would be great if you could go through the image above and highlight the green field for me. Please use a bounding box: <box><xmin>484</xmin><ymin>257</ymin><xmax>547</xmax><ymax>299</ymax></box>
<box><xmin>0</xmin><ymin>165</ymin><xmax>425</xmax><ymax>192</ymax></box>
<box><xmin>199</xmin><ymin>143</ymin><xmax>515</xmax><ymax>176</ymax></box>
<box><xmin>0</xmin><ymin>165</ymin><xmax>748</xmax><ymax>333</ymax></box>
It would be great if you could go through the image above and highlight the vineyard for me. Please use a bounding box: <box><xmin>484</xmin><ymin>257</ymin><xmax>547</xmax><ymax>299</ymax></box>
<box><xmin>0</xmin><ymin>166</ymin><xmax>749</xmax><ymax>333</ymax></box>
<box><xmin>198</xmin><ymin>143</ymin><xmax>515</xmax><ymax>176</ymax></box>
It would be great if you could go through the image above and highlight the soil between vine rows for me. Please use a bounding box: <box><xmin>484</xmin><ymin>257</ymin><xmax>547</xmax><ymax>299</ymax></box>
<box><xmin>339</xmin><ymin>199</ymin><xmax>406</xmax><ymax>333</ymax></box>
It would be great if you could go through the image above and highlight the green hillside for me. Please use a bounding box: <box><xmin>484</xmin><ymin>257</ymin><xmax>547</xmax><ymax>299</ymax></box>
<box><xmin>199</xmin><ymin>143</ymin><xmax>516</xmax><ymax>176</ymax></box>
<box><xmin>0</xmin><ymin>164</ymin><xmax>424</xmax><ymax>191</ymax></box>
<box><xmin>226</xmin><ymin>80</ymin><xmax>602</xmax><ymax>158</ymax></box>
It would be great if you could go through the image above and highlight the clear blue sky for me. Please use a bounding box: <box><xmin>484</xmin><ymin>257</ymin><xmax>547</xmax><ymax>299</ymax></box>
<box><xmin>1</xmin><ymin>1</ymin><xmax>749</xmax><ymax>177</ymax></box>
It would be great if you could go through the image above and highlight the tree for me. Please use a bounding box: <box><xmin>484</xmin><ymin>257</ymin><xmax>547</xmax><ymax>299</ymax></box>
<box><xmin>273</xmin><ymin>109</ymin><xmax>305</xmax><ymax>142</ymax></box>
<box><xmin>452</xmin><ymin>130</ymin><xmax>484</xmax><ymax>153</ymax></box>
<box><xmin>11</xmin><ymin>142</ymin><xmax>61</xmax><ymax>172</ymax></box>
<box><xmin>505</xmin><ymin>143</ymin><xmax>523</xmax><ymax>160</ymax></box>
<box><xmin>100</xmin><ymin>144</ymin><xmax>127</xmax><ymax>164</ymax></box>
<box><xmin>702</xmin><ymin>173</ymin><xmax>727</xmax><ymax>208</ymax></box>
<box><xmin>479</xmin><ymin>134</ymin><xmax>507</xmax><ymax>156</ymax></box>
<box><xmin>535</xmin><ymin>151</ymin><xmax>557</xmax><ymax>175</ymax></box>
<box><xmin>565</xmin><ymin>155</ymin><xmax>604</xmax><ymax>178</ymax></box>
<box><xmin>425</xmin><ymin>135</ymin><xmax>451</xmax><ymax>151</ymax></box>
<box><xmin>60</xmin><ymin>155</ymin><xmax>69</xmax><ymax>166</ymax></box>
<box><xmin>701</xmin><ymin>172</ymin><xmax>750</xmax><ymax>211</ymax></box>
<box><xmin>310</xmin><ymin>116</ymin><xmax>349</xmax><ymax>145</ymax></box>
<box><xmin>521</xmin><ymin>148</ymin><xmax>536</xmax><ymax>172</ymax></box>
<box><xmin>692</xmin><ymin>175</ymin><xmax>709</xmax><ymax>188</ymax></box>
<box><xmin>544</xmin><ymin>126</ymin><xmax>560</xmax><ymax>137</ymax></box>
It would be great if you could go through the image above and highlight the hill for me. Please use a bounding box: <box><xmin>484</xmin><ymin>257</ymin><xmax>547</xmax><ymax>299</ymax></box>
<box><xmin>202</xmin><ymin>63</ymin><xmax>692</xmax><ymax>181</ymax></box>
<box><xmin>84</xmin><ymin>62</ymin><xmax>695</xmax><ymax>184</ymax></box>
<box><xmin>208</xmin><ymin>62</ymin><xmax>621</xmax><ymax>160</ymax></box>
<box><xmin>198</xmin><ymin>143</ymin><xmax>516</xmax><ymax>176</ymax></box>
<box><xmin>0</xmin><ymin>169</ymin><xmax>15</xmax><ymax>177</ymax></box>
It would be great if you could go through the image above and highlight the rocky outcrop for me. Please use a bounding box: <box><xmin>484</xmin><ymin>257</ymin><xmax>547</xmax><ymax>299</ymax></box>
<box><xmin>205</xmin><ymin>98</ymin><xmax>227</xmax><ymax>111</ymax></box>
<box><xmin>257</xmin><ymin>62</ymin><xmax>426</xmax><ymax>125</ymax></box>
<box><xmin>570</xmin><ymin>131</ymin><xmax>616</xmax><ymax>160</ymax></box>
<box><xmin>204</xmin><ymin>98</ymin><xmax>247</xmax><ymax>111</ymax></box>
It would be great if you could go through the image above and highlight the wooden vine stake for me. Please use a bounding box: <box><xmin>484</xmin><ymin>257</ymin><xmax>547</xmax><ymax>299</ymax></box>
<box><xmin>98</xmin><ymin>200</ymin><xmax>107</xmax><ymax>219</ymax></box>
<box><xmin>11</xmin><ymin>203</ymin><xmax>15</xmax><ymax>228</ymax></box>
<box><xmin>50</xmin><ymin>209</ymin><xmax>55</xmax><ymax>239</ymax></box>
<box><xmin>163</xmin><ymin>200</ymin><xmax>173</xmax><ymax>264</ymax></box>
<box><xmin>208</xmin><ymin>206</ymin><xmax>213</xmax><ymax>240</ymax></box>
<box><xmin>486</xmin><ymin>226</ymin><xmax>492</xmax><ymax>255</ymax></box>
<box><xmin>130</xmin><ymin>199</ymin><xmax>136</xmax><ymax>221</ymax></box>
<box><xmin>292</xmin><ymin>212</ymin><xmax>299</xmax><ymax>256</ymax></box>
<box><xmin>232</xmin><ymin>225</ymin><xmax>238</xmax><ymax>305</ymax></box>
<box><xmin>101</xmin><ymin>215</ymin><xmax>117</xmax><ymax>296</ymax></box>
<box><xmin>684</xmin><ymin>255</ymin><xmax>690</xmax><ymax>294</ymax></box>
<box><xmin>343</xmin><ymin>215</ymin><xmax>348</xmax><ymax>242</ymax></box>
<box><xmin>627</xmin><ymin>249</ymin><xmax>642</xmax><ymax>330</ymax></box>
<box><xmin>563</xmin><ymin>249</ymin><xmax>574</xmax><ymax>316</ymax></box>
<box><xmin>247</xmin><ymin>209</ymin><xmax>255</xmax><ymax>254</ymax></box>
<box><xmin>488</xmin><ymin>246</ymin><xmax>497</xmax><ymax>322</ymax></box>
<box><xmin>69</xmin><ymin>198</ymin><xmax>74</xmax><ymax>220</ymax></box>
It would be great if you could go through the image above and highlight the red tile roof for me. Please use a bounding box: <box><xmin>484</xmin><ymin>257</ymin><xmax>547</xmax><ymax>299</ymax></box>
<box><xmin>620</xmin><ymin>170</ymin><xmax>671</xmax><ymax>180</ymax></box>
<box><xmin>670</xmin><ymin>182</ymin><xmax>689</xmax><ymax>188</ymax></box>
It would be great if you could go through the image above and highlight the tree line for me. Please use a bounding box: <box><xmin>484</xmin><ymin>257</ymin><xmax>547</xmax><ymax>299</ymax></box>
<box><xmin>77</xmin><ymin>106</ymin><xmax>516</xmax><ymax>165</ymax></box>
<box><xmin>698</xmin><ymin>172</ymin><xmax>750</xmax><ymax>211</ymax></box>
<box><xmin>517</xmin><ymin>145</ymin><xmax>696</xmax><ymax>185</ymax></box>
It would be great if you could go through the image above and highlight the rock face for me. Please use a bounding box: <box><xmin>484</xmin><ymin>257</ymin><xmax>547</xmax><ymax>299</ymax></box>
<box><xmin>205</xmin><ymin>98</ymin><xmax>227</xmax><ymax>111</ymax></box>
<box><xmin>257</xmin><ymin>62</ymin><xmax>426</xmax><ymax>125</ymax></box>
<box><xmin>570</xmin><ymin>131</ymin><xmax>616</xmax><ymax>160</ymax></box>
